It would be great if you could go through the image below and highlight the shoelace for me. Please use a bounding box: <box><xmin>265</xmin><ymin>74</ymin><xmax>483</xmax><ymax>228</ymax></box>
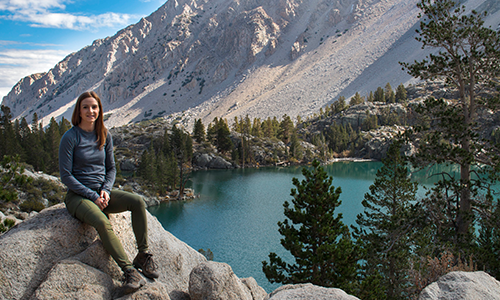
<box><xmin>143</xmin><ymin>254</ymin><xmax>158</xmax><ymax>272</ymax></box>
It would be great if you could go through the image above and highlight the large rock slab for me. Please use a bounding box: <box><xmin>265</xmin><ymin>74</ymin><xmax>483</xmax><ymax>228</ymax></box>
<box><xmin>266</xmin><ymin>283</ymin><xmax>360</xmax><ymax>300</ymax></box>
<box><xmin>0</xmin><ymin>203</ymin><xmax>206</xmax><ymax>300</ymax></box>
<box><xmin>419</xmin><ymin>271</ymin><xmax>500</xmax><ymax>300</ymax></box>
<box><xmin>189</xmin><ymin>261</ymin><xmax>267</xmax><ymax>300</ymax></box>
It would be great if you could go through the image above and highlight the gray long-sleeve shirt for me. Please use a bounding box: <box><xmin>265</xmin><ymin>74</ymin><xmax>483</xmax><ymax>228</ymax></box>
<box><xmin>59</xmin><ymin>126</ymin><xmax>116</xmax><ymax>202</ymax></box>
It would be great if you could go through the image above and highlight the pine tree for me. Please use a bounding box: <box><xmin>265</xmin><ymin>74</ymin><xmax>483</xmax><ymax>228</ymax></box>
<box><xmin>349</xmin><ymin>92</ymin><xmax>364</xmax><ymax>106</ymax></box>
<box><xmin>278</xmin><ymin>114</ymin><xmax>294</xmax><ymax>144</ymax></box>
<box><xmin>138</xmin><ymin>142</ymin><xmax>156</xmax><ymax>185</ymax></box>
<box><xmin>262</xmin><ymin>160</ymin><xmax>360</xmax><ymax>292</ymax></box>
<box><xmin>353</xmin><ymin>140</ymin><xmax>418</xmax><ymax>300</ymax></box>
<box><xmin>193</xmin><ymin>118</ymin><xmax>206</xmax><ymax>143</ymax></box>
<box><xmin>25</xmin><ymin>113</ymin><xmax>46</xmax><ymax>171</ymax></box>
<box><xmin>385</xmin><ymin>83</ymin><xmax>396</xmax><ymax>103</ymax></box>
<box><xmin>171</xmin><ymin>125</ymin><xmax>193</xmax><ymax>197</ymax></box>
<box><xmin>251</xmin><ymin>118</ymin><xmax>262</xmax><ymax>138</ymax></box>
<box><xmin>400</xmin><ymin>0</ymin><xmax>500</xmax><ymax>244</ymax></box>
<box><xmin>44</xmin><ymin>117</ymin><xmax>61</xmax><ymax>174</ymax></box>
<box><xmin>395</xmin><ymin>84</ymin><xmax>407</xmax><ymax>103</ymax></box>
<box><xmin>477</xmin><ymin>195</ymin><xmax>500</xmax><ymax>279</ymax></box>
<box><xmin>362</xmin><ymin>112</ymin><xmax>378</xmax><ymax>131</ymax></box>
<box><xmin>167</xmin><ymin>150</ymin><xmax>179</xmax><ymax>189</ymax></box>
<box><xmin>0</xmin><ymin>105</ymin><xmax>22</xmax><ymax>157</ymax></box>
<box><xmin>59</xmin><ymin>117</ymin><xmax>71</xmax><ymax>136</ymax></box>
<box><xmin>262</xmin><ymin>117</ymin><xmax>273</xmax><ymax>138</ymax></box>
<box><xmin>155</xmin><ymin>151</ymin><xmax>168</xmax><ymax>195</ymax></box>
<box><xmin>215</xmin><ymin>118</ymin><xmax>233</xmax><ymax>154</ymax></box>
<box><xmin>367</xmin><ymin>91</ymin><xmax>375</xmax><ymax>102</ymax></box>
<box><xmin>333</xmin><ymin>96</ymin><xmax>347</xmax><ymax>113</ymax></box>
<box><xmin>374</xmin><ymin>87</ymin><xmax>385</xmax><ymax>103</ymax></box>
<box><xmin>289</xmin><ymin>132</ymin><xmax>303</xmax><ymax>161</ymax></box>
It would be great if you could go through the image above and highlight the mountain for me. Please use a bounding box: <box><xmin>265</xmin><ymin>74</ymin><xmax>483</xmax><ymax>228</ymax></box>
<box><xmin>2</xmin><ymin>0</ymin><xmax>499</xmax><ymax>129</ymax></box>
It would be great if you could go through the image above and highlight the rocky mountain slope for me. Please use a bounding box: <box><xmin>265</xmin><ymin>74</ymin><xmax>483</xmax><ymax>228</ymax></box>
<box><xmin>2</xmin><ymin>0</ymin><xmax>500</xmax><ymax>129</ymax></box>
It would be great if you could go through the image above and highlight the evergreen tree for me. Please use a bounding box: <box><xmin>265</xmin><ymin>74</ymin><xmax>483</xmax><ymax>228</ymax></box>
<box><xmin>138</xmin><ymin>142</ymin><xmax>156</xmax><ymax>185</ymax></box>
<box><xmin>362</xmin><ymin>112</ymin><xmax>378</xmax><ymax>131</ymax></box>
<box><xmin>232</xmin><ymin>116</ymin><xmax>241</xmax><ymax>133</ymax></box>
<box><xmin>380</xmin><ymin>107</ymin><xmax>401</xmax><ymax>126</ymax></box>
<box><xmin>395</xmin><ymin>83</ymin><xmax>407</xmax><ymax>103</ymax></box>
<box><xmin>18</xmin><ymin>117</ymin><xmax>31</xmax><ymax>162</ymax></box>
<box><xmin>385</xmin><ymin>83</ymin><xmax>396</xmax><ymax>103</ymax></box>
<box><xmin>206</xmin><ymin>118</ymin><xmax>218</xmax><ymax>144</ymax></box>
<box><xmin>353</xmin><ymin>140</ymin><xmax>418</xmax><ymax>300</ymax></box>
<box><xmin>155</xmin><ymin>151</ymin><xmax>168</xmax><ymax>195</ymax></box>
<box><xmin>242</xmin><ymin>115</ymin><xmax>252</xmax><ymax>136</ymax></box>
<box><xmin>262</xmin><ymin>160</ymin><xmax>360</xmax><ymax>292</ymax></box>
<box><xmin>401</xmin><ymin>0</ymin><xmax>500</xmax><ymax>245</ymax></box>
<box><xmin>214</xmin><ymin>118</ymin><xmax>233</xmax><ymax>154</ymax></box>
<box><xmin>167</xmin><ymin>150</ymin><xmax>179</xmax><ymax>189</ymax></box>
<box><xmin>477</xmin><ymin>195</ymin><xmax>500</xmax><ymax>279</ymax></box>
<box><xmin>326</xmin><ymin>123</ymin><xmax>351</xmax><ymax>154</ymax></box>
<box><xmin>349</xmin><ymin>92</ymin><xmax>364</xmax><ymax>106</ymax></box>
<box><xmin>374</xmin><ymin>87</ymin><xmax>385</xmax><ymax>103</ymax></box>
<box><xmin>333</xmin><ymin>96</ymin><xmax>347</xmax><ymax>113</ymax></box>
<box><xmin>162</xmin><ymin>129</ymin><xmax>171</xmax><ymax>156</ymax></box>
<box><xmin>193</xmin><ymin>119</ymin><xmax>206</xmax><ymax>143</ymax></box>
<box><xmin>367</xmin><ymin>91</ymin><xmax>375</xmax><ymax>102</ymax></box>
<box><xmin>0</xmin><ymin>105</ymin><xmax>21</xmax><ymax>157</ymax></box>
<box><xmin>289</xmin><ymin>132</ymin><xmax>303</xmax><ymax>161</ymax></box>
<box><xmin>278</xmin><ymin>114</ymin><xmax>294</xmax><ymax>144</ymax></box>
<box><xmin>25</xmin><ymin>113</ymin><xmax>46</xmax><ymax>171</ymax></box>
<box><xmin>311</xmin><ymin>133</ymin><xmax>328</xmax><ymax>160</ymax></box>
<box><xmin>44</xmin><ymin>117</ymin><xmax>61</xmax><ymax>174</ymax></box>
<box><xmin>251</xmin><ymin>118</ymin><xmax>262</xmax><ymax>138</ymax></box>
<box><xmin>171</xmin><ymin>125</ymin><xmax>193</xmax><ymax>197</ymax></box>
<box><xmin>59</xmin><ymin>117</ymin><xmax>71</xmax><ymax>136</ymax></box>
<box><xmin>262</xmin><ymin>117</ymin><xmax>274</xmax><ymax>138</ymax></box>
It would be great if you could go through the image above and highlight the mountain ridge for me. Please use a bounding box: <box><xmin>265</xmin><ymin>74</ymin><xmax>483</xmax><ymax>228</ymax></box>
<box><xmin>2</xmin><ymin>0</ymin><xmax>499</xmax><ymax>129</ymax></box>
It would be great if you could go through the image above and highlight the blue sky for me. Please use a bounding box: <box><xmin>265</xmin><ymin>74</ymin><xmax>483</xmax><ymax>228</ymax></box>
<box><xmin>0</xmin><ymin>0</ymin><xmax>166</xmax><ymax>102</ymax></box>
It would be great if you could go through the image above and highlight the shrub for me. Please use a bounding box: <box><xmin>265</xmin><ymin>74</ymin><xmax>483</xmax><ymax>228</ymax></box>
<box><xmin>408</xmin><ymin>251</ymin><xmax>476</xmax><ymax>298</ymax></box>
<box><xmin>20</xmin><ymin>199</ymin><xmax>45</xmax><ymax>213</ymax></box>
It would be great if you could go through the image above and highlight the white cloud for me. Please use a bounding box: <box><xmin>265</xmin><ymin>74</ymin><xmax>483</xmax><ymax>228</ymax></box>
<box><xmin>0</xmin><ymin>48</ymin><xmax>69</xmax><ymax>101</ymax></box>
<box><xmin>0</xmin><ymin>0</ymin><xmax>136</xmax><ymax>30</ymax></box>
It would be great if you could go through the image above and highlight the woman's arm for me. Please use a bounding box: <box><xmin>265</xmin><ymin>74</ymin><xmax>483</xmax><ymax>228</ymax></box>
<box><xmin>100</xmin><ymin>132</ymin><xmax>116</xmax><ymax>194</ymax></box>
<box><xmin>59</xmin><ymin>130</ymin><xmax>100</xmax><ymax>202</ymax></box>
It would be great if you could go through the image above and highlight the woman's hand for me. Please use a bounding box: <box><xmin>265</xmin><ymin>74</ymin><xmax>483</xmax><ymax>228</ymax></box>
<box><xmin>100</xmin><ymin>190</ymin><xmax>110</xmax><ymax>202</ymax></box>
<box><xmin>95</xmin><ymin>197</ymin><xmax>108</xmax><ymax>211</ymax></box>
<box><xmin>96</xmin><ymin>191</ymin><xmax>109</xmax><ymax>211</ymax></box>
<box><xmin>95</xmin><ymin>190</ymin><xmax>110</xmax><ymax>211</ymax></box>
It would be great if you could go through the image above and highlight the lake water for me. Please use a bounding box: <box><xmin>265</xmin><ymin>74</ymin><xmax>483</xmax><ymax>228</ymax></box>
<box><xmin>147</xmin><ymin>161</ymin><xmax>456</xmax><ymax>292</ymax></box>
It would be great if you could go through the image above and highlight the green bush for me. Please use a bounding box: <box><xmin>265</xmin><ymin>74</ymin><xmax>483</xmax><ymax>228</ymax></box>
<box><xmin>20</xmin><ymin>199</ymin><xmax>45</xmax><ymax>213</ymax></box>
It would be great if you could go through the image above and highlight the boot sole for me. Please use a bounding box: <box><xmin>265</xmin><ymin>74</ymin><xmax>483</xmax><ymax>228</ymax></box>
<box><xmin>123</xmin><ymin>277</ymin><xmax>146</xmax><ymax>294</ymax></box>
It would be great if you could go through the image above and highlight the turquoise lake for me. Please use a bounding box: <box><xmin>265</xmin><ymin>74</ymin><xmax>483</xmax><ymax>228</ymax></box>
<box><xmin>147</xmin><ymin>161</ymin><xmax>461</xmax><ymax>292</ymax></box>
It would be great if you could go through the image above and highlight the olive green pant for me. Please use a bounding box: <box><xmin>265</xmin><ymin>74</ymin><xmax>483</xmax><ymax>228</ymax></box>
<box><xmin>65</xmin><ymin>189</ymin><xmax>149</xmax><ymax>271</ymax></box>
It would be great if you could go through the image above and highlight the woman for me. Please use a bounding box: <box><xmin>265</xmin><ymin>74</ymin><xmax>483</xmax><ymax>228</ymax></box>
<box><xmin>59</xmin><ymin>91</ymin><xmax>158</xmax><ymax>293</ymax></box>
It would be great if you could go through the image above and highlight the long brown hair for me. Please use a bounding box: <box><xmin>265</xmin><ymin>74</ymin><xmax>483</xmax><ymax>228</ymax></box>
<box><xmin>72</xmin><ymin>91</ymin><xmax>108</xmax><ymax>150</ymax></box>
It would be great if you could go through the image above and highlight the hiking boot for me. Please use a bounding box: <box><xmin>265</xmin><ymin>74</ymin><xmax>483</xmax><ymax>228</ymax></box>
<box><xmin>123</xmin><ymin>268</ymin><xmax>146</xmax><ymax>293</ymax></box>
<box><xmin>133</xmin><ymin>252</ymin><xmax>160</xmax><ymax>279</ymax></box>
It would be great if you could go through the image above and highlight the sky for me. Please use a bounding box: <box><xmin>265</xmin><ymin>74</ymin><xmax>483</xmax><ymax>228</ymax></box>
<box><xmin>0</xmin><ymin>0</ymin><xmax>166</xmax><ymax>102</ymax></box>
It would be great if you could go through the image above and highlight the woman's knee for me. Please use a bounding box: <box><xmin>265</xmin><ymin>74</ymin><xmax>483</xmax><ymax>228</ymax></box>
<box><xmin>89</xmin><ymin>215</ymin><xmax>115</xmax><ymax>236</ymax></box>
<box><xmin>77</xmin><ymin>201</ymin><xmax>112</xmax><ymax>232</ymax></box>
<box><xmin>120</xmin><ymin>191</ymin><xmax>145</xmax><ymax>210</ymax></box>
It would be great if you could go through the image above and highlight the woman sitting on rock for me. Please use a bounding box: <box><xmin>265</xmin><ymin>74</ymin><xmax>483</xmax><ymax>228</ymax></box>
<box><xmin>59</xmin><ymin>91</ymin><xmax>159</xmax><ymax>293</ymax></box>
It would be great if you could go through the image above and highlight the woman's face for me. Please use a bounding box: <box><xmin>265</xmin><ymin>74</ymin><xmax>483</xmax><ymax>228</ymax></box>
<box><xmin>79</xmin><ymin>97</ymin><xmax>100</xmax><ymax>125</ymax></box>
